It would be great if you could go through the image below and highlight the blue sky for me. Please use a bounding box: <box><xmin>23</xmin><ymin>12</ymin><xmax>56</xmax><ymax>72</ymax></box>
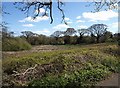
<box><xmin>2</xmin><ymin>2</ymin><xmax>118</xmax><ymax>36</ymax></box>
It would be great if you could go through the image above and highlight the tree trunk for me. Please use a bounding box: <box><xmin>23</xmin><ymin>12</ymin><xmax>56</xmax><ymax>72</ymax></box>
<box><xmin>96</xmin><ymin>35</ymin><xmax>100</xmax><ymax>43</ymax></box>
<box><xmin>78</xmin><ymin>35</ymin><xmax>83</xmax><ymax>44</ymax></box>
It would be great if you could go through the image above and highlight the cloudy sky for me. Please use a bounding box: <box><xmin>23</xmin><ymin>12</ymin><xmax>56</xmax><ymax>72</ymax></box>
<box><xmin>2</xmin><ymin>2</ymin><xmax>118</xmax><ymax>36</ymax></box>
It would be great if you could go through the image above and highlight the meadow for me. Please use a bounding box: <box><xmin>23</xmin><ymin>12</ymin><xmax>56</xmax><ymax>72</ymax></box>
<box><xmin>2</xmin><ymin>43</ymin><xmax>120</xmax><ymax>87</ymax></box>
<box><xmin>2</xmin><ymin>1</ymin><xmax>120</xmax><ymax>87</ymax></box>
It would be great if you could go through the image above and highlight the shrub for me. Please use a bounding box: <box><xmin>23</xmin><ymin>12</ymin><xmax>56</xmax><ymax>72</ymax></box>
<box><xmin>2</xmin><ymin>37</ymin><xmax>32</xmax><ymax>51</ymax></box>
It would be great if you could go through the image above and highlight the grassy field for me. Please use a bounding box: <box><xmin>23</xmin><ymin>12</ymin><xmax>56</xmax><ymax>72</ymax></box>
<box><xmin>2</xmin><ymin>43</ymin><xmax>120</xmax><ymax>87</ymax></box>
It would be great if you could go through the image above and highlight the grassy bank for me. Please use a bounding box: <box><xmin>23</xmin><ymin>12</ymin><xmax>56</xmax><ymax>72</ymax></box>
<box><xmin>2</xmin><ymin>37</ymin><xmax>32</xmax><ymax>51</ymax></box>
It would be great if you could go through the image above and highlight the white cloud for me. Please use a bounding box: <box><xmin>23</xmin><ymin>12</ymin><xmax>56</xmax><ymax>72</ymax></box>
<box><xmin>111</xmin><ymin>22</ymin><xmax>118</xmax><ymax>28</ymax></box>
<box><xmin>19</xmin><ymin>16</ymin><xmax>49</xmax><ymax>22</ymax></box>
<box><xmin>35</xmin><ymin>8</ymin><xmax>45</xmax><ymax>13</ymax></box>
<box><xmin>21</xmin><ymin>28</ymin><xmax>51</xmax><ymax>36</ymax></box>
<box><xmin>118</xmin><ymin>6</ymin><xmax>120</xmax><ymax>11</ymax></box>
<box><xmin>109</xmin><ymin>22</ymin><xmax>119</xmax><ymax>29</ymax></box>
<box><xmin>108</xmin><ymin>22</ymin><xmax>119</xmax><ymax>33</ymax></box>
<box><xmin>67</xmin><ymin>21</ymin><xmax>73</xmax><ymax>24</ymax></box>
<box><xmin>65</xmin><ymin>17</ymin><xmax>70</xmax><ymax>21</ymax></box>
<box><xmin>53</xmin><ymin>24</ymin><xmax>70</xmax><ymax>31</ymax></box>
<box><xmin>22</xmin><ymin>24</ymin><xmax>34</xmax><ymax>27</ymax></box>
<box><xmin>34</xmin><ymin>29</ymin><xmax>51</xmax><ymax>35</ymax></box>
<box><xmin>83</xmin><ymin>10</ymin><xmax>118</xmax><ymax>22</ymax></box>
<box><xmin>76</xmin><ymin>20</ymin><xmax>85</xmax><ymax>23</ymax></box>
<box><xmin>64</xmin><ymin>17</ymin><xmax>73</xmax><ymax>24</ymax></box>
<box><xmin>78</xmin><ymin>25</ymin><xmax>88</xmax><ymax>29</ymax></box>
<box><xmin>76</xmin><ymin>16</ymin><xmax>81</xmax><ymax>19</ymax></box>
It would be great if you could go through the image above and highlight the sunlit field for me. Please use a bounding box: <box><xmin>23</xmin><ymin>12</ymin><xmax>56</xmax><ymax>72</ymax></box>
<box><xmin>2</xmin><ymin>43</ymin><xmax>120</xmax><ymax>87</ymax></box>
<box><xmin>2</xmin><ymin>1</ymin><xmax>119</xmax><ymax>87</ymax></box>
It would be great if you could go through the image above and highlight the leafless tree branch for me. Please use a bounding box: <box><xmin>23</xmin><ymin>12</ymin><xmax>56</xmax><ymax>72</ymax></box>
<box><xmin>12</xmin><ymin>0</ymin><xmax>119</xmax><ymax>24</ymax></box>
<box><xmin>86</xmin><ymin>0</ymin><xmax>118</xmax><ymax>12</ymax></box>
<box><xmin>13</xmin><ymin>0</ymin><xmax>66</xmax><ymax>24</ymax></box>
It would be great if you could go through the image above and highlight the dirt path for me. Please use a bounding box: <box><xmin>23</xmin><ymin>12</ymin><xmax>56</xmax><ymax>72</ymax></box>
<box><xmin>2</xmin><ymin>45</ymin><xmax>61</xmax><ymax>58</ymax></box>
<box><xmin>97</xmin><ymin>73</ymin><xmax>119</xmax><ymax>87</ymax></box>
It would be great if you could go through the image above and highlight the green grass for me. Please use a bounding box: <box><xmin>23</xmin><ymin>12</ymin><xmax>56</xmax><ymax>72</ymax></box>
<box><xmin>2</xmin><ymin>43</ymin><xmax>120</xmax><ymax>87</ymax></box>
<box><xmin>2</xmin><ymin>37</ymin><xmax>32</xmax><ymax>51</ymax></box>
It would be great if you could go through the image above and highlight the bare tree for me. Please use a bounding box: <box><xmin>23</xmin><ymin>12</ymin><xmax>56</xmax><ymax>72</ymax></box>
<box><xmin>1</xmin><ymin>4</ymin><xmax>10</xmax><ymax>15</ymax></box>
<box><xmin>86</xmin><ymin>0</ymin><xmax>119</xmax><ymax>12</ymax></box>
<box><xmin>21</xmin><ymin>31</ymin><xmax>35</xmax><ymax>39</ymax></box>
<box><xmin>50</xmin><ymin>31</ymin><xmax>64</xmax><ymax>44</ymax></box>
<box><xmin>13</xmin><ymin>0</ymin><xmax>67</xmax><ymax>24</ymax></box>
<box><xmin>50</xmin><ymin>31</ymin><xmax>63</xmax><ymax>37</ymax></box>
<box><xmin>64</xmin><ymin>28</ymin><xmax>76</xmax><ymax>36</ymax></box>
<box><xmin>0</xmin><ymin>22</ymin><xmax>8</xmax><ymax>30</ymax></box>
<box><xmin>0</xmin><ymin>22</ymin><xmax>9</xmax><ymax>38</ymax></box>
<box><xmin>77</xmin><ymin>28</ymin><xmax>90</xmax><ymax>43</ymax></box>
<box><xmin>88</xmin><ymin>24</ymin><xmax>107</xmax><ymax>43</ymax></box>
<box><xmin>78</xmin><ymin>29</ymin><xmax>90</xmax><ymax>38</ymax></box>
<box><xmin>13</xmin><ymin>0</ymin><xmax>119</xmax><ymax>24</ymax></box>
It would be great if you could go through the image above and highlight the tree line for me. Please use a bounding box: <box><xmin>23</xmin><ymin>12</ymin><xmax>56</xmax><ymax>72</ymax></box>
<box><xmin>50</xmin><ymin>24</ymin><xmax>119</xmax><ymax>45</ymax></box>
<box><xmin>2</xmin><ymin>23</ymin><xmax>120</xmax><ymax>46</ymax></box>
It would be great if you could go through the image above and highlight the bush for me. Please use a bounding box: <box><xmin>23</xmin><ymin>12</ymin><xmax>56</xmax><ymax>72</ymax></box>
<box><xmin>2</xmin><ymin>37</ymin><xmax>32</xmax><ymax>51</ymax></box>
